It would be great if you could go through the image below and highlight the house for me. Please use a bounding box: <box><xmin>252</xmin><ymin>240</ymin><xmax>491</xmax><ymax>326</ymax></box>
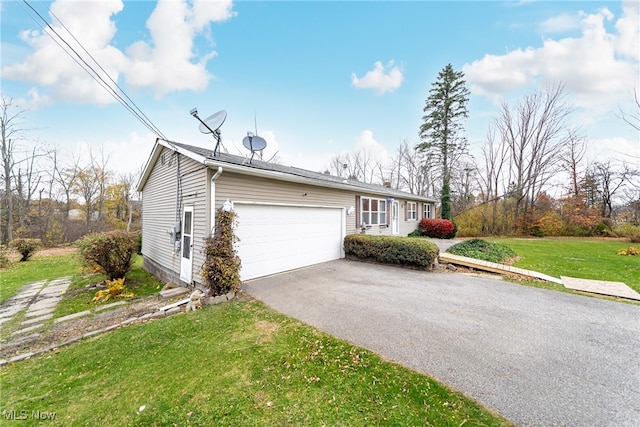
<box><xmin>136</xmin><ymin>138</ymin><xmax>437</xmax><ymax>286</ymax></box>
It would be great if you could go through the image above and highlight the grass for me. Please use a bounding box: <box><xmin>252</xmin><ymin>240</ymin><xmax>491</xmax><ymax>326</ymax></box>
<box><xmin>0</xmin><ymin>300</ymin><xmax>512</xmax><ymax>426</ymax></box>
<box><xmin>1</xmin><ymin>248</ymin><xmax>162</xmax><ymax>318</ymax></box>
<box><xmin>0</xmin><ymin>251</ymin><xmax>82</xmax><ymax>304</ymax></box>
<box><xmin>490</xmin><ymin>237</ymin><xmax>640</xmax><ymax>292</ymax></box>
<box><xmin>53</xmin><ymin>254</ymin><xmax>163</xmax><ymax>319</ymax></box>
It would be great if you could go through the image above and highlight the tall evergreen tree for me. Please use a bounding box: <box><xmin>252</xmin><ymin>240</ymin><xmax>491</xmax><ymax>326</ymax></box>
<box><xmin>418</xmin><ymin>64</ymin><xmax>470</xmax><ymax>220</ymax></box>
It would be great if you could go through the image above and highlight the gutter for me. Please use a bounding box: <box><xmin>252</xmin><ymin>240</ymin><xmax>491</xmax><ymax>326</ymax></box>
<box><xmin>209</xmin><ymin>166</ymin><xmax>223</xmax><ymax>235</ymax></box>
<box><xmin>203</xmin><ymin>159</ymin><xmax>433</xmax><ymax>202</ymax></box>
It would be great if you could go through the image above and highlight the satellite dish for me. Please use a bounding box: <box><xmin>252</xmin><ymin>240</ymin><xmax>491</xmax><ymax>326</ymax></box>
<box><xmin>189</xmin><ymin>107</ymin><xmax>227</xmax><ymax>156</ymax></box>
<box><xmin>242</xmin><ymin>133</ymin><xmax>267</xmax><ymax>164</ymax></box>
<box><xmin>199</xmin><ymin>110</ymin><xmax>227</xmax><ymax>134</ymax></box>
<box><xmin>242</xmin><ymin>135</ymin><xmax>267</xmax><ymax>151</ymax></box>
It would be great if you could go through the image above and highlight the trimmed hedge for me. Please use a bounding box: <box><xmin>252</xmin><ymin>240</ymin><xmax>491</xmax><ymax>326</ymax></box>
<box><xmin>344</xmin><ymin>234</ymin><xmax>439</xmax><ymax>268</ymax></box>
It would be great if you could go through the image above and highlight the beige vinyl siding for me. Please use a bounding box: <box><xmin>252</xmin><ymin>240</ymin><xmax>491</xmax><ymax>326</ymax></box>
<box><xmin>141</xmin><ymin>148</ymin><xmax>208</xmax><ymax>285</ymax></box>
<box><xmin>214</xmin><ymin>171</ymin><xmax>426</xmax><ymax>237</ymax></box>
<box><xmin>216</xmin><ymin>171</ymin><xmax>356</xmax><ymax>232</ymax></box>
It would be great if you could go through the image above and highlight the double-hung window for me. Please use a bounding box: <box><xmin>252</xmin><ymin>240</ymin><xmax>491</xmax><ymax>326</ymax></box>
<box><xmin>361</xmin><ymin>197</ymin><xmax>387</xmax><ymax>226</ymax></box>
<box><xmin>423</xmin><ymin>203</ymin><xmax>432</xmax><ymax>219</ymax></box>
<box><xmin>407</xmin><ymin>202</ymin><xmax>417</xmax><ymax>220</ymax></box>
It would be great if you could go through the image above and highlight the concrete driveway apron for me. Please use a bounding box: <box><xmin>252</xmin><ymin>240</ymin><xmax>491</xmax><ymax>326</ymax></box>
<box><xmin>243</xmin><ymin>260</ymin><xmax>640</xmax><ymax>427</ymax></box>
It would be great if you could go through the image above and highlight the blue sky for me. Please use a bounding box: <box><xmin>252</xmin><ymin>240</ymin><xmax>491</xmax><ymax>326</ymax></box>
<box><xmin>1</xmin><ymin>0</ymin><xmax>638</xmax><ymax>177</ymax></box>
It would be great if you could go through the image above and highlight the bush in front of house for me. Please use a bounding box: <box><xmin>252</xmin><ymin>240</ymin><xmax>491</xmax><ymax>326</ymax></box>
<box><xmin>202</xmin><ymin>208</ymin><xmax>241</xmax><ymax>296</ymax></box>
<box><xmin>419</xmin><ymin>218</ymin><xmax>456</xmax><ymax>239</ymax></box>
<box><xmin>446</xmin><ymin>238</ymin><xmax>516</xmax><ymax>263</ymax></box>
<box><xmin>344</xmin><ymin>234</ymin><xmax>439</xmax><ymax>268</ymax></box>
<box><xmin>77</xmin><ymin>231</ymin><xmax>136</xmax><ymax>280</ymax></box>
<box><xmin>9</xmin><ymin>238</ymin><xmax>43</xmax><ymax>262</ymax></box>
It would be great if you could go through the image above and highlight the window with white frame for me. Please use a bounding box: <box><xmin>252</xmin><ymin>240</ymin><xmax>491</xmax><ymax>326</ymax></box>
<box><xmin>423</xmin><ymin>203</ymin><xmax>432</xmax><ymax>219</ymax></box>
<box><xmin>361</xmin><ymin>197</ymin><xmax>387</xmax><ymax>226</ymax></box>
<box><xmin>407</xmin><ymin>202</ymin><xmax>417</xmax><ymax>220</ymax></box>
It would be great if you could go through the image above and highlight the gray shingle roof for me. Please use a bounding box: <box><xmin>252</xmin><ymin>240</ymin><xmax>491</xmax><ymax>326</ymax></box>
<box><xmin>169</xmin><ymin>141</ymin><xmax>435</xmax><ymax>202</ymax></box>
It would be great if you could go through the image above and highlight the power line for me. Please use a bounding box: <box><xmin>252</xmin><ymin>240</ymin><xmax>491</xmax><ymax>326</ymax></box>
<box><xmin>19</xmin><ymin>1</ymin><xmax>168</xmax><ymax>140</ymax></box>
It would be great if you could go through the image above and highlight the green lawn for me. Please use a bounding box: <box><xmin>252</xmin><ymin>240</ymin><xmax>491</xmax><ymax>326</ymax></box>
<box><xmin>53</xmin><ymin>255</ymin><xmax>163</xmax><ymax>318</ymax></box>
<box><xmin>490</xmin><ymin>238</ymin><xmax>640</xmax><ymax>292</ymax></box>
<box><xmin>0</xmin><ymin>301</ymin><xmax>512</xmax><ymax>426</ymax></box>
<box><xmin>0</xmin><ymin>251</ymin><xmax>82</xmax><ymax>304</ymax></box>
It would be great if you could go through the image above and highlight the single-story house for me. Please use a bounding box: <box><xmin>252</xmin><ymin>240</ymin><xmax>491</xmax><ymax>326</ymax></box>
<box><xmin>136</xmin><ymin>138</ymin><xmax>437</xmax><ymax>286</ymax></box>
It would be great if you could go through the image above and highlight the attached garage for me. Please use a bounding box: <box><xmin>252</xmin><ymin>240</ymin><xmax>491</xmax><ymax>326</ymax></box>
<box><xmin>234</xmin><ymin>203</ymin><xmax>345</xmax><ymax>280</ymax></box>
<box><xmin>138</xmin><ymin>139</ymin><xmax>436</xmax><ymax>288</ymax></box>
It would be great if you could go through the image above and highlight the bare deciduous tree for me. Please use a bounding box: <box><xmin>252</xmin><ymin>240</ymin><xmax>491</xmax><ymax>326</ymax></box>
<box><xmin>394</xmin><ymin>140</ymin><xmax>435</xmax><ymax>197</ymax></box>
<box><xmin>561</xmin><ymin>130</ymin><xmax>587</xmax><ymax>197</ymax></box>
<box><xmin>0</xmin><ymin>97</ymin><xmax>28</xmax><ymax>243</ymax></box>
<box><xmin>496</xmin><ymin>83</ymin><xmax>573</xmax><ymax>229</ymax></box>
<box><xmin>592</xmin><ymin>161</ymin><xmax>633</xmax><ymax>221</ymax></box>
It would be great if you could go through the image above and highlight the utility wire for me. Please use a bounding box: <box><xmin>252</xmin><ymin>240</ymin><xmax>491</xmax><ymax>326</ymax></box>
<box><xmin>19</xmin><ymin>1</ymin><xmax>168</xmax><ymax>140</ymax></box>
<box><xmin>47</xmin><ymin>6</ymin><xmax>167</xmax><ymax>139</ymax></box>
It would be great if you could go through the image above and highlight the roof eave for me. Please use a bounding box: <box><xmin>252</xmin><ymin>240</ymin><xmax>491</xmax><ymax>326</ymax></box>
<box><xmin>202</xmin><ymin>158</ymin><xmax>435</xmax><ymax>202</ymax></box>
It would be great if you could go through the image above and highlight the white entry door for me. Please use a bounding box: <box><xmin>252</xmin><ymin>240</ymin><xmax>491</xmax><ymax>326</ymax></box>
<box><xmin>235</xmin><ymin>204</ymin><xmax>344</xmax><ymax>280</ymax></box>
<box><xmin>392</xmin><ymin>201</ymin><xmax>400</xmax><ymax>235</ymax></box>
<box><xmin>180</xmin><ymin>205</ymin><xmax>194</xmax><ymax>284</ymax></box>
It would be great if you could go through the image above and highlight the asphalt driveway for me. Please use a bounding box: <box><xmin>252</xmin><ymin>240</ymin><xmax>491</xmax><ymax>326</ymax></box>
<box><xmin>243</xmin><ymin>260</ymin><xmax>640</xmax><ymax>426</ymax></box>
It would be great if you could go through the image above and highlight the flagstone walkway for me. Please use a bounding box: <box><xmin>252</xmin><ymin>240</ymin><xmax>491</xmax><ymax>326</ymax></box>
<box><xmin>0</xmin><ymin>277</ymin><xmax>72</xmax><ymax>335</ymax></box>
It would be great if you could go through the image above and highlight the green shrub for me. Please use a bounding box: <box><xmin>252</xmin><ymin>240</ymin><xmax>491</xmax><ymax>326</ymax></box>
<box><xmin>446</xmin><ymin>238</ymin><xmax>516</xmax><ymax>263</ymax></box>
<box><xmin>344</xmin><ymin>234</ymin><xmax>439</xmax><ymax>268</ymax></box>
<box><xmin>9</xmin><ymin>238</ymin><xmax>43</xmax><ymax>262</ymax></box>
<box><xmin>0</xmin><ymin>246</ymin><xmax>11</xmax><ymax>268</ymax></box>
<box><xmin>77</xmin><ymin>231</ymin><xmax>136</xmax><ymax>280</ymax></box>
<box><xmin>615</xmin><ymin>223</ymin><xmax>640</xmax><ymax>243</ymax></box>
<box><xmin>407</xmin><ymin>229</ymin><xmax>422</xmax><ymax>238</ymax></box>
<box><xmin>202</xmin><ymin>209</ymin><xmax>241</xmax><ymax>296</ymax></box>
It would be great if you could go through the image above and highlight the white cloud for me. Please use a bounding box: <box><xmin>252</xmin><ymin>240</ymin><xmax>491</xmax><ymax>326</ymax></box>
<box><xmin>587</xmin><ymin>136</ymin><xmax>640</xmax><ymax>164</ymax></box>
<box><xmin>538</xmin><ymin>13</ymin><xmax>580</xmax><ymax>33</ymax></box>
<box><xmin>463</xmin><ymin>5</ymin><xmax>639</xmax><ymax>112</ymax></box>
<box><xmin>103</xmin><ymin>131</ymin><xmax>156</xmax><ymax>174</ymax></box>
<box><xmin>355</xmin><ymin>130</ymin><xmax>391</xmax><ymax>162</ymax></box>
<box><xmin>351</xmin><ymin>60</ymin><xmax>404</xmax><ymax>94</ymax></box>
<box><xmin>1</xmin><ymin>0</ymin><xmax>235</xmax><ymax>104</ymax></box>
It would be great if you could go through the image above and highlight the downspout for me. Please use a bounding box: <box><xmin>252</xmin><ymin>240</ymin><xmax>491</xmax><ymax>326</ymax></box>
<box><xmin>209</xmin><ymin>166</ymin><xmax>223</xmax><ymax>235</ymax></box>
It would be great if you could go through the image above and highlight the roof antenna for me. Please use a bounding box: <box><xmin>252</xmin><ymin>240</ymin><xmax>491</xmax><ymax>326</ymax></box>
<box><xmin>254</xmin><ymin>111</ymin><xmax>258</xmax><ymax>136</ymax></box>
<box><xmin>189</xmin><ymin>108</ymin><xmax>227</xmax><ymax>156</ymax></box>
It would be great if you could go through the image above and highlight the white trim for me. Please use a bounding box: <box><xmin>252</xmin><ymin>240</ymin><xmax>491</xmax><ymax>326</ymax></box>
<box><xmin>407</xmin><ymin>202</ymin><xmax>418</xmax><ymax>221</ymax></box>
<box><xmin>203</xmin><ymin>159</ymin><xmax>435</xmax><ymax>203</ymax></box>
<box><xmin>180</xmin><ymin>205</ymin><xmax>195</xmax><ymax>284</ymax></box>
<box><xmin>232</xmin><ymin>200</ymin><xmax>344</xmax><ymax>210</ymax></box>
<box><xmin>392</xmin><ymin>201</ymin><xmax>400</xmax><ymax>235</ymax></box>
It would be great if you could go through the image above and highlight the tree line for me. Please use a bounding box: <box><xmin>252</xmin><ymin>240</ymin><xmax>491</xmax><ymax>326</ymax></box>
<box><xmin>325</xmin><ymin>66</ymin><xmax>639</xmax><ymax>236</ymax></box>
<box><xmin>1</xmin><ymin>97</ymin><xmax>139</xmax><ymax>246</ymax></box>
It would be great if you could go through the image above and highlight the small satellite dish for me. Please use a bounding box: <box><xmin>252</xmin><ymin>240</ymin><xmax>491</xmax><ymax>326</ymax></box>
<box><xmin>199</xmin><ymin>110</ymin><xmax>227</xmax><ymax>134</ymax></box>
<box><xmin>242</xmin><ymin>135</ymin><xmax>267</xmax><ymax>151</ymax></box>
<box><xmin>242</xmin><ymin>133</ymin><xmax>268</xmax><ymax>164</ymax></box>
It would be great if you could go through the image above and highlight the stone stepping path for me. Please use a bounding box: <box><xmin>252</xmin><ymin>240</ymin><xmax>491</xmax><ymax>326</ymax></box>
<box><xmin>0</xmin><ymin>277</ymin><xmax>71</xmax><ymax>336</ymax></box>
<box><xmin>0</xmin><ymin>280</ymin><xmax>47</xmax><ymax>327</ymax></box>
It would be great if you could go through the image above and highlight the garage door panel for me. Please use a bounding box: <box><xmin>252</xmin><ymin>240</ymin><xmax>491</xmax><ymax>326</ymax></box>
<box><xmin>235</xmin><ymin>204</ymin><xmax>344</xmax><ymax>280</ymax></box>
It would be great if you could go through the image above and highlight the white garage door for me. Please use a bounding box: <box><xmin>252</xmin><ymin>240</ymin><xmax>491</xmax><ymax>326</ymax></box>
<box><xmin>234</xmin><ymin>203</ymin><xmax>345</xmax><ymax>280</ymax></box>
